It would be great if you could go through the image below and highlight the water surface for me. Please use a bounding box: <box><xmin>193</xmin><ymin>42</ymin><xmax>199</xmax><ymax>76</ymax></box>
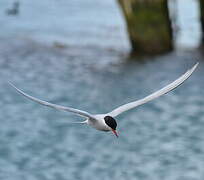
<box><xmin>0</xmin><ymin>1</ymin><xmax>204</xmax><ymax>180</ymax></box>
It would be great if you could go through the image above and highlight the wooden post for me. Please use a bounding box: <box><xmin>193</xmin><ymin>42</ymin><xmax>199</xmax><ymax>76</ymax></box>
<box><xmin>118</xmin><ymin>0</ymin><xmax>173</xmax><ymax>55</ymax></box>
<box><xmin>200</xmin><ymin>0</ymin><xmax>204</xmax><ymax>45</ymax></box>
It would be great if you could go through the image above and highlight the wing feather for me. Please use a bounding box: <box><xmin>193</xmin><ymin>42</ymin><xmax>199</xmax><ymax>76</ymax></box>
<box><xmin>9</xmin><ymin>82</ymin><xmax>95</xmax><ymax>119</ymax></box>
<box><xmin>108</xmin><ymin>63</ymin><xmax>199</xmax><ymax>117</ymax></box>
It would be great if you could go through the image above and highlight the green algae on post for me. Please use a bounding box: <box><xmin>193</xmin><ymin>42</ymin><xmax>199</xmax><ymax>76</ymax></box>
<box><xmin>118</xmin><ymin>0</ymin><xmax>173</xmax><ymax>55</ymax></box>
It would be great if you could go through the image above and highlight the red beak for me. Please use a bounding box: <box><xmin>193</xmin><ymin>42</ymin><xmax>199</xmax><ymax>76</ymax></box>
<box><xmin>112</xmin><ymin>129</ymin><xmax>118</xmax><ymax>138</ymax></box>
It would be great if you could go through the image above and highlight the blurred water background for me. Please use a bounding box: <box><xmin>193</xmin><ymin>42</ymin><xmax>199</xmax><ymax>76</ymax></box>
<box><xmin>0</xmin><ymin>0</ymin><xmax>204</xmax><ymax>180</ymax></box>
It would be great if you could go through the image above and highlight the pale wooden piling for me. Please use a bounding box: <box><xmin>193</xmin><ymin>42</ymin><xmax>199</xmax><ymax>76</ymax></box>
<box><xmin>118</xmin><ymin>0</ymin><xmax>173</xmax><ymax>54</ymax></box>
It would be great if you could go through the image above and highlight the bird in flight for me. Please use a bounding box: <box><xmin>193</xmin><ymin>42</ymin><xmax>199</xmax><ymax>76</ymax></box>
<box><xmin>9</xmin><ymin>63</ymin><xmax>198</xmax><ymax>138</ymax></box>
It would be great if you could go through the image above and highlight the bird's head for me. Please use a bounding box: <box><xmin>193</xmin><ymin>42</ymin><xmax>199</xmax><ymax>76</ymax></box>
<box><xmin>104</xmin><ymin>116</ymin><xmax>118</xmax><ymax>138</ymax></box>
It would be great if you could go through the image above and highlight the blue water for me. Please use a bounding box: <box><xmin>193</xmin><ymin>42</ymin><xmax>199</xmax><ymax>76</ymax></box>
<box><xmin>0</xmin><ymin>1</ymin><xmax>204</xmax><ymax>180</ymax></box>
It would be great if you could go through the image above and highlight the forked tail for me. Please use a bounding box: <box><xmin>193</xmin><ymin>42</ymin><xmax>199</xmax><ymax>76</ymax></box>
<box><xmin>66</xmin><ymin>120</ymin><xmax>88</xmax><ymax>124</ymax></box>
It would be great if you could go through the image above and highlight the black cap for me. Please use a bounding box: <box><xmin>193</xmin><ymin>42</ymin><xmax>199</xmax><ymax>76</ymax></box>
<box><xmin>104</xmin><ymin>116</ymin><xmax>117</xmax><ymax>130</ymax></box>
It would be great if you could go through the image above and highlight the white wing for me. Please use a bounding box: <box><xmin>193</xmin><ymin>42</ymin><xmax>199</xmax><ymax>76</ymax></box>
<box><xmin>108</xmin><ymin>63</ymin><xmax>199</xmax><ymax>117</ymax></box>
<box><xmin>9</xmin><ymin>82</ymin><xmax>95</xmax><ymax>119</ymax></box>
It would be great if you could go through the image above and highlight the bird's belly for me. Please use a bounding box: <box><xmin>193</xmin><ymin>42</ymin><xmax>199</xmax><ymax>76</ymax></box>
<box><xmin>88</xmin><ymin>120</ymin><xmax>110</xmax><ymax>132</ymax></box>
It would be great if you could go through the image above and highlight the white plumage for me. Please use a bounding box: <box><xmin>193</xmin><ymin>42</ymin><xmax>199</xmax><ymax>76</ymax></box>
<box><xmin>9</xmin><ymin>63</ymin><xmax>198</xmax><ymax>137</ymax></box>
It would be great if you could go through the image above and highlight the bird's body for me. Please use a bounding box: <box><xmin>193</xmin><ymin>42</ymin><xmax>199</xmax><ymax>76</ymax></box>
<box><xmin>9</xmin><ymin>63</ymin><xmax>199</xmax><ymax>137</ymax></box>
<box><xmin>87</xmin><ymin>114</ymin><xmax>111</xmax><ymax>132</ymax></box>
<box><xmin>6</xmin><ymin>1</ymin><xmax>19</xmax><ymax>16</ymax></box>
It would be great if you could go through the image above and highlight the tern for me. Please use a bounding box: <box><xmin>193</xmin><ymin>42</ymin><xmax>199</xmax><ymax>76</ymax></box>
<box><xmin>9</xmin><ymin>63</ymin><xmax>198</xmax><ymax>138</ymax></box>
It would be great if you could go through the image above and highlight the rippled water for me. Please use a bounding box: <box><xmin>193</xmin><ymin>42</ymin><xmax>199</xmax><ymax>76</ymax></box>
<box><xmin>0</xmin><ymin>1</ymin><xmax>204</xmax><ymax>180</ymax></box>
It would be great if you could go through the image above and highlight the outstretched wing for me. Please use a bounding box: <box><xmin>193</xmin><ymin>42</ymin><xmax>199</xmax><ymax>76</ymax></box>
<box><xmin>108</xmin><ymin>63</ymin><xmax>199</xmax><ymax>117</ymax></box>
<box><xmin>9</xmin><ymin>82</ymin><xmax>95</xmax><ymax>119</ymax></box>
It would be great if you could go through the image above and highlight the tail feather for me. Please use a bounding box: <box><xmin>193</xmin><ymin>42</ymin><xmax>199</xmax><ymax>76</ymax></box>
<box><xmin>66</xmin><ymin>120</ymin><xmax>88</xmax><ymax>124</ymax></box>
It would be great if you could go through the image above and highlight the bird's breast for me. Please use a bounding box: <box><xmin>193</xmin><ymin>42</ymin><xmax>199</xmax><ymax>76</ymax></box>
<box><xmin>87</xmin><ymin>119</ymin><xmax>110</xmax><ymax>131</ymax></box>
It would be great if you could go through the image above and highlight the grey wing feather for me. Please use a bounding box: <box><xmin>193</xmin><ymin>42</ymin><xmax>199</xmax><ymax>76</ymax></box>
<box><xmin>108</xmin><ymin>63</ymin><xmax>199</xmax><ymax>117</ymax></box>
<box><xmin>9</xmin><ymin>82</ymin><xmax>95</xmax><ymax>119</ymax></box>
